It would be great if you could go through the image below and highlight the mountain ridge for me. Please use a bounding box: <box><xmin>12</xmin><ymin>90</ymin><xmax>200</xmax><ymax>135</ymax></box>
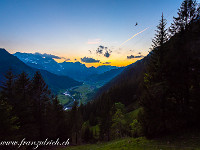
<box><xmin>0</xmin><ymin>48</ymin><xmax>82</xmax><ymax>93</ymax></box>
<box><xmin>14</xmin><ymin>52</ymin><xmax>121</xmax><ymax>81</ymax></box>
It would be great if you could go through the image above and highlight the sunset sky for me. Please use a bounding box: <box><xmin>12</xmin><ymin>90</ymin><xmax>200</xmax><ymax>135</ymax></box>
<box><xmin>0</xmin><ymin>0</ymin><xmax>183</xmax><ymax>67</ymax></box>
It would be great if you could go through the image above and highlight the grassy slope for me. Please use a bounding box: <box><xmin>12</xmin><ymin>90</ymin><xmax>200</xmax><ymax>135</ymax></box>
<box><xmin>58</xmin><ymin>136</ymin><xmax>200</xmax><ymax>150</ymax></box>
<box><xmin>57</xmin><ymin>89</ymin><xmax>72</xmax><ymax>105</ymax></box>
<box><xmin>55</xmin><ymin>109</ymin><xmax>200</xmax><ymax>150</ymax></box>
<box><xmin>73</xmin><ymin>83</ymin><xmax>96</xmax><ymax>105</ymax></box>
<box><xmin>57</xmin><ymin>83</ymin><xmax>100</xmax><ymax>106</ymax></box>
<box><xmin>125</xmin><ymin>108</ymin><xmax>141</xmax><ymax>124</ymax></box>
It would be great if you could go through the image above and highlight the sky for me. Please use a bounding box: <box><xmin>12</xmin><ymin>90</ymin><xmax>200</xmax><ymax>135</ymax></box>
<box><xmin>0</xmin><ymin>0</ymin><xmax>184</xmax><ymax>67</ymax></box>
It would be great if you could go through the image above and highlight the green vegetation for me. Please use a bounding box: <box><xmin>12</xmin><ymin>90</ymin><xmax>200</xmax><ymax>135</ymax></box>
<box><xmin>57</xmin><ymin>95</ymin><xmax>71</xmax><ymax>105</ymax></box>
<box><xmin>90</xmin><ymin>125</ymin><xmax>100</xmax><ymax>140</ymax></box>
<box><xmin>57</xmin><ymin>90</ymin><xmax>72</xmax><ymax>105</ymax></box>
<box><xmin>0</xmin><ymin>71</ymin><xmax>69</xmax><ymax>149</ymax></box>
<box><xmin>125</xmin><ymin>108</ymin><xmax>141</xmax><ymax>123</ymax></box>
<box><xmin>72</xmin><ymin>83</ymin><xmax>94</xmax><ymax>104</ymax></box>
<box><xmin>57</xmin><ymin>83</ymin><xmax>99</xmax><ymax>106</ymax></box>
<box><xmin>58</xmin><ymin>136</ymin><xmax>200</xmax><ymax>150</ymax></box>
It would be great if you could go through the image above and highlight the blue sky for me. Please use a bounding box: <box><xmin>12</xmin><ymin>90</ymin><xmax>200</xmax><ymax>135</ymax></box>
<box><xmin>0</xmin><ymin>0</ymin><xmax>184</xmax><ymax>67</ymax></box>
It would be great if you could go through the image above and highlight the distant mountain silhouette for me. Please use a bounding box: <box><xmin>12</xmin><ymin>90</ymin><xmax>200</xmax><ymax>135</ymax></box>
<box><xmin>0</xmin><ymin>49</ymin><xmax>82</xmax><ymax>93</ymax></box>
<box><xmin>94</xmin><ymin>58</ymin><xmax>147</xmax><ymax>107</ymax></box>
<box><xmin>14</xmin><ymin>52</ymin><xmax>120</xmax><ymax>81</ymax></box>
<box><xmin>86</xmin><ymin>67</ymin><xmax>124</xmax><ymax>85</ymax></box>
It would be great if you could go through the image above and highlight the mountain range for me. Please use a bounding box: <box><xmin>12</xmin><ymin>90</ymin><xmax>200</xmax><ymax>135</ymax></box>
<box><xmin>0</xmin><ymin>48</ymin><xmax>82</xmax><ymax>93</ymax></box>
<box><xmin>14</xmin><ymin>52</ymin><xmax>122</xmax><ymax>81</ymax></box>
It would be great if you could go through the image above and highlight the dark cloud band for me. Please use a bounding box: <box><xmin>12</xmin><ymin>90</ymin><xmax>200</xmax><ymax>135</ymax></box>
<box><xmin>81</xmin><ymin>57</ymin><xmax>100</xmax><ymax>63</ymax></box>
<box><xmin>127</xmin><ymin>55</ymin><xmax>143</xmax><ymax>59</ymax></box>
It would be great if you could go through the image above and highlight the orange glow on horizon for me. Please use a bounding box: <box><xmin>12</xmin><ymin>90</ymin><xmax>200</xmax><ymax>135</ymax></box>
<box><xmin>53</xmin><ymin>58</ymin><xmax>67</xmax><ymax>63</ymax></box>
<box><xmin>54</xmin><ymin>57</ymin><xmax>143</xmax><ymax>68</ymax></box>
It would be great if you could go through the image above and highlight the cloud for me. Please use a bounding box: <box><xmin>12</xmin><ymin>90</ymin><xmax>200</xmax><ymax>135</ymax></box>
<box><xmin>81</xmin><ymin>57</ymin><xmax>100</xmax><ymax>63</ymax></box>
<box><xmin>62</xmin><ymin>58</ymin><xmax>70</xmax><ymax>61</ymax></box>
<box><xmin>88</xmin><ymin>50</ymin><xmax>92</xmax><ymax>54</ymax></box>
<box><xmin>127</xmin><ymin>54</ymin><xmax>144</xmax><ymax>59</ymax></box>
<box><xmin>135</xmin><ymin>55</ymin><xmax>143</xmax><ymax>58</ymax></box>
<box><xmin>99</xmin><ymin>45</ymin><xmax>104</xmax><ymax>49</ymax></box>
<box><xmin>95</xmin><ymin>45</ymin><xmax>112</xmax><ymax>58</ymax></box>
<box><xmin>87</xmin><ymin>39</ymin><xmax>101</xmax><ymax>45</ymax></box>
<box><xmin>103</xmin><ymin>62</ymin><xmax>111</xmax><ymax>64</ymax></box>
<box><xmin>104</xmin><ymin>50</ymin><xmax>112</xmax><ymax>58</ymax></box>
<box><xmin>127</xmin><ymin>55</ymin><xmax>135</xmax><ymax>59</ymax></box>
<box><xmin>34</xmin><ymin>52</ymin><xmax>61</xmax><ymax>59</ymax></box>
<box><xmin>96</xmin><ymin>48</ymin><xmax>103</xmax><ymax>54</ymax></box>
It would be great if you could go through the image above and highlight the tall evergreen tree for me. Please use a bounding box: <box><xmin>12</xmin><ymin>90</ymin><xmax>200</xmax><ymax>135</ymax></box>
<box><xmin>152</xmin><ymin>13</ymin><xmax>168</xmax><ymax>49</ymax></box>
<box><xmin>169</xmin><ymin>0</ymin><xmax>199</xmax><ymax>36</ymax></box>
<box><xmin>46</xmin><ymin>96</ymin><xmax>66</xmax><ymax>139</ymax></box>
<box><xmin>139</xmin><ymin>10</ymin><xmax>200</xmax><ymax>137</ymax></box>
<box><xmin>30</xmin><ymin>71</ymin><xmax>52</xmax><ymax>139</ymax></box>
<box><xmin>99</xmin><ymin>96</ymin><xmax>113</xmax><ymax>141</ymax></box>
<box><xmin>0</xmin><ymin>70</ymin><xmax>15</xmax><ymax>105</ymax></box>
<box><xmin>70</xmin><ymin>101</ymin><xmax>83</xmax><ymax>145</ymax></box>
<box><xmin>14</xmin><ymin>72</ymin><xmax>37</xmax><ymax>139</ymax></box>
<box><xmin>0</xmin><ymin>99</ymin><xmax>18</xmax><ymax>140</ymax></box>
<box><xmin>139</xmin><ymin>13</ymin><xmax>170</xmax><ymax>137</ymax></box>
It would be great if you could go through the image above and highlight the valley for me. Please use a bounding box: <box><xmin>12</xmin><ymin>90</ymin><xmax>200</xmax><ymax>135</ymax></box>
<box><xmin>58</xmin><ymin>81</ymin><xmax>106</xmax><ymax>110</ymax></box>
<box><xmin>13</xmin><ymin>52</ymin><xmax>125</xmax><ymax>108</ymax></box>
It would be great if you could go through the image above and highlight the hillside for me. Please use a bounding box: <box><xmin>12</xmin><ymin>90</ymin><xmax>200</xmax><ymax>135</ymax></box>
<box><xmin>58</xmin><ymin>134</ymin><xmax>200</xmax><ymax>150</ymax></box>
<box><xmin>93</xmin><ymin>57</ymin><xmax>148</xmax><ymax>108</ymax></box>
<box><xmin>76</xmin><ymin>18</ymin><xmax>200</xmax><ymax>144</ymax></box>
<box><xmin>93</xmin><ymin>19</ymin><xmax>200</xmax><ymax>110</ymax></box>
<box><xmin>85</xmin><ymin>67</ymin><xmax>124</xmax><ymax>85</ymax></box>
<box><xmin>0</xmin><ymin>48</ymin><xmax>82</xmax><ymax>93</ymax></box>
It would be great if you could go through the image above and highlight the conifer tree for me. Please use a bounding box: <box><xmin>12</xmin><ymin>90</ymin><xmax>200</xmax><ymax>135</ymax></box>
<box><xmin>169</xmin><ymin>0</ymin><xmax>199</xmax><ymax>36</ymax></box>
<box><xmin>139</xmin><ymin>13</ymin><xmax>170</xmax><ymax>137</ymax></box>
<box><xmin>99</xmin><ymin>96</ymin><xmax>113</xmax><ymax>141</ymax></box>
<box><xmin>30</xmin><ymin>71</ymin><xmax>52</xmax><ymax>139</ymax></box>
<box><xmin>0</xmin><ymin>99</ymin><xmax>18</xmax><ymax>140</ymax></box>
<box><xmin>0</xmin><ymin>70</ymin><xmax>15</xmax><ymax>105</ymax></box>
<box><xmin>70</xmin><ymin>101</ymin><xmax>83</xmax><ymax>144</ymax></box>
<box><xmin>14</xmin><ymin>72</ymin><xmax>37</xmax><ymax>139</ymax></box>
<box><xmin>149</xmin><ymin>13</ymin><xmax>168</xmax><ymax>83</ymax></box>
<box><xmin>152</xmin><ymin>13</ymin><xmax>168</xmax><ymax>49</ymax></box>
<box><xmin>46</xmin><ymin>96</ymin><xmax>66</xmax><ymax>139</ymax></box>
<box><xmin>0</xmin><ymin>70</ymin><xmax>19</xmax><ymax>141</ymax></box>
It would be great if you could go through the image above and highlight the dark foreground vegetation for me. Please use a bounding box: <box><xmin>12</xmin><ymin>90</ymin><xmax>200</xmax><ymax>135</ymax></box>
<box><xmin>0</xmin><ymin>71</ymin><xmax>69</xmax><ymax>149</ymax></box>
<box><xmin>76</xmin><ymin>0</ymin><xmax>200</xmax><ymax>143</ymax></box>
<box><xmin>0</xmin><ymin>0</ymin><xmax>200</xmax><ymax>149</ymax></box>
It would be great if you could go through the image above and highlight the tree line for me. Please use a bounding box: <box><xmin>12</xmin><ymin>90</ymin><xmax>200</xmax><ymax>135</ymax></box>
<box><xmin>76</xmin><ymin>0</ymin><xmax>200</xmax><ymax>141</ymax></box>
<box><xmin>0</xmin><ymin>71</ymin><xmax>70</xmax><ymax>149</ymax></box>
<box><xmin>140</xmin><ymin>0</ymin><xmax>200</xmax><ymax>137</ymax></box>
